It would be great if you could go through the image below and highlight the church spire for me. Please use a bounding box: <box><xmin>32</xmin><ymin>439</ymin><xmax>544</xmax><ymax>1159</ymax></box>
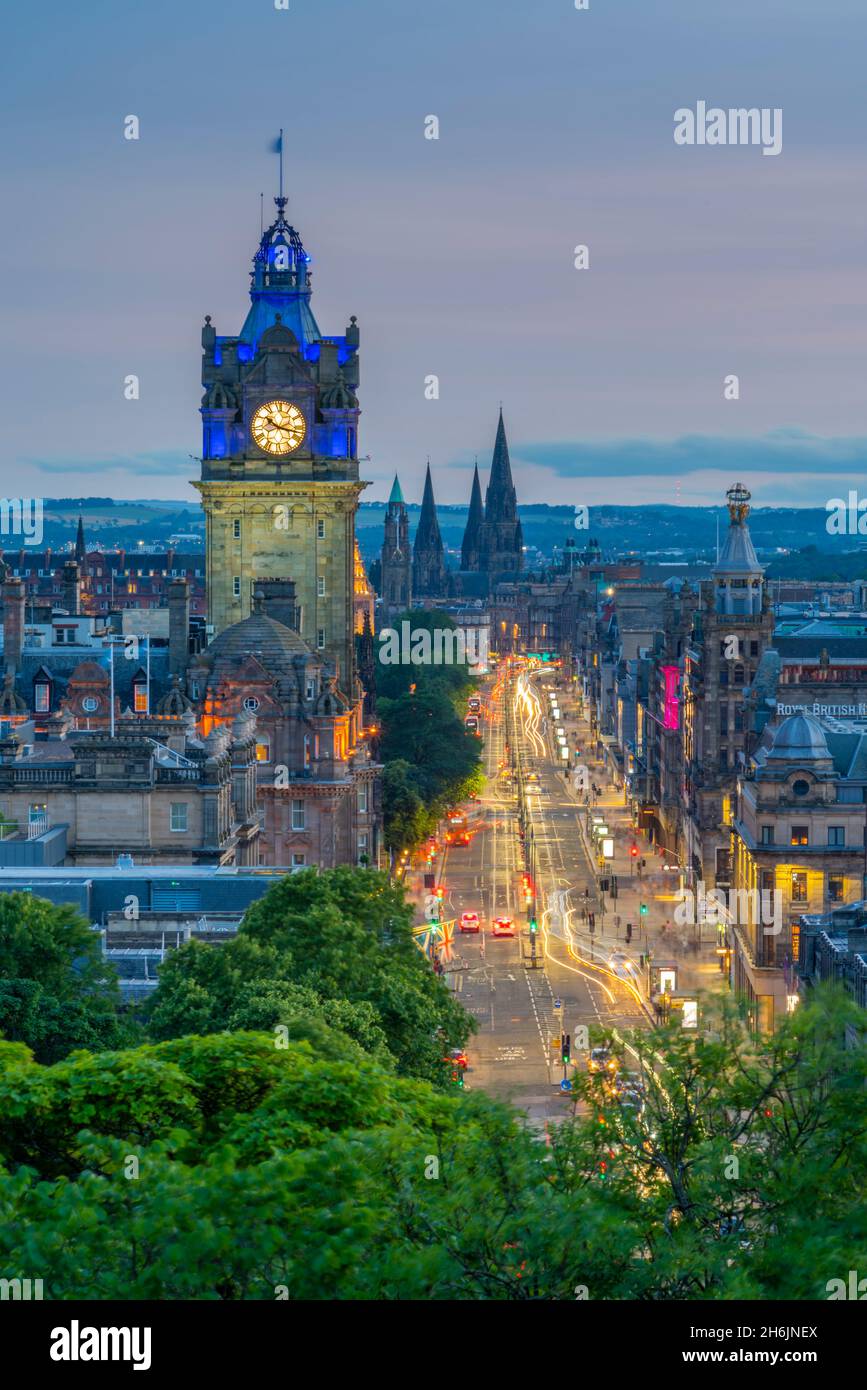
<box><xmin>413</xmin><ymin>462</ymin><xmax>446</xmax><ymax>597</ymax></box>
<box><xmin>461</xmin><ymin>460</ymin><xmax>484</xmax><ymax>570</ymax></box>
<box><xmin>485</xmin><ymin>408</ymin><xmax>518</xmax><ymax>524</ymax></box>
<box><xmin>478</xmin><ymin>408</ymin><xmax>523</xmax><ymax>580</ymax></box>
<box><xmin>74</xmin><ymin>514</ymin><xmax>86</xmax><ymax>564</ymax></box>
<box><xmin>388</xmin><ymin>474</ymin><xmax>405</xmax><ymax>506</ymax></box>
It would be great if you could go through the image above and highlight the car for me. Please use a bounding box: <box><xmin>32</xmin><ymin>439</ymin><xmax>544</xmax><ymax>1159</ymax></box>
<box><xmin>492</xmin><ymin>916</ymin><xmax>515</xmax><ymax>937</ymax></box>
<box><xmin>460</xmin><ymin>911</ymin><xmax>481</xmax><ymax>933</ymax></box>
<box><xmin>588</xmin><ymin>1046</ymin><xmax>618</xmax><ymax>1075</ymax></box>
<box><xmin>452</xmin><ymin>831</ymin><xmax>471</xmax><ymax>846</ymax></box>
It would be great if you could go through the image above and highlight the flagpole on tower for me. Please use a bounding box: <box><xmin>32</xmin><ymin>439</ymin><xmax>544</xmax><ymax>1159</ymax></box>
<box><xmin>278</xmin><ymin>127</ymin><xmax>283</xmax><ymax>201</ymax></box>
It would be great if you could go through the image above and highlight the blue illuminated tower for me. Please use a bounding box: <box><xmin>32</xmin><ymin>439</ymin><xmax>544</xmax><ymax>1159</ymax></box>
<box><xmin>195</xmin><ymin>192</ymin><xmax>365</xmax><ymax>692</ymax></box>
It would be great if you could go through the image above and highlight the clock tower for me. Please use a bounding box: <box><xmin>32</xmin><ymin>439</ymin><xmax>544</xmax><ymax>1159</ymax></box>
<box><xmin>194</xmin><ymin>193</ymin><xmax>364</xmax><ymax>693</ymax></box>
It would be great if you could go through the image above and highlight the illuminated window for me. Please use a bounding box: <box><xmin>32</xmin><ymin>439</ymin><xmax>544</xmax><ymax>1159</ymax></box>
<box><xmin>133</xmin><ymin>684</ymin><xmax>148</xmax><ymax>713</ymax></box>
<box><xmin>828</xmin><ymin>875</ymin><xmax>844</xmax><ymax>902</ymax></box>
<box><xmin>791</xmin><ymin>826</ymin><xmax>809</xmax><ymax>847</ymax></box>
<box><xmin>791</xmin><ymin>871</ymin><xmax>807</xmax><ymax>903</ymax></box>
<box><xmin>255</xmin><ymin>740</ymin><xmax>270</xmax><ymax>763</ymax></box>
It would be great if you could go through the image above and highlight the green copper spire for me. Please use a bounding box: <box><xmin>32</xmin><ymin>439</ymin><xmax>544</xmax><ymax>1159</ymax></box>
<box><xmin>388</xmin><ymin>474</ymin><xmax>405</xmax><ymax>506</ymax></box>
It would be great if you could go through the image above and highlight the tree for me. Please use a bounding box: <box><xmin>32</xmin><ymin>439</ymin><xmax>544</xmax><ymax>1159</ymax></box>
<box><xmin>0</xmin><ymin>892</ymin><xmax>135</xmax><ymax>1064</ymax></box>
<box><xmin>381</xmin><ymin>759</ymin><xmax>433</xmax><ymax>853</ymax></box>
<box><xmin>147</xmin><ymin>868</ymin><xmax>473</xmax><ymax>1086</ymax></box>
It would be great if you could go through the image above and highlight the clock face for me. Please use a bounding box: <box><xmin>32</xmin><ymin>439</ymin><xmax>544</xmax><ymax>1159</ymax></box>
<box><xmin>251</xmin><ymin>399</ymin><xmax>306</xmax><ymax>455</ymax></box>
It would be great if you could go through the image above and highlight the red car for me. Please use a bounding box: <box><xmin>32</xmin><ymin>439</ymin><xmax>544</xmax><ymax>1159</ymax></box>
<box><xmin>452</xmin><ymin>831</ymin><xmax>471</xmax><ymax>846</ymax></box>
<box><xmin>460</xmin><ymin>911</ymin><xmax>481</xmax><ymax>933</ymax></box>
<box><xmin>492</xmin><ymin>916</ymin><xmax>515</xmax><ymax>938</ymax></box>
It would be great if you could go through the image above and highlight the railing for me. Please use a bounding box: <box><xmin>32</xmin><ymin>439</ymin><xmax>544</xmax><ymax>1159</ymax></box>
<box><xmin>155</xmin><ymin>767</ymin><xmax>200</xmax><ymax>782</ymax></box>
<box><xmin>27</xmin><ymin>815</ymin><xmax>49</xmax><ymax>840</ymax></box>
<box><xmin>10</xmin><ymin>767</ymin><xmax>72</xmax><ymax>783</ymax></box>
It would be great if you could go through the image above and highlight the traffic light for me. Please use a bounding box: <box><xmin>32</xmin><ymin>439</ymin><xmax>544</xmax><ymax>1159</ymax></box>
<box><xmin>529</xmin><ymin>917</ymin><xmax>538</xmax><ymax>934</ymax></box>
<box><xmin>630</xmin><ymin>843</ymin><xmax>639</xmax><ymax>859</ymax></box>
<box><xmin>626</xmin><ymin>922</ymin><xmax>633</xmax><ymax>943</ymax></box>
<box><xmin>561</xmin><ymin>1033</ymin><xmax>571</xmax><ymax>1065</ymax></box>
<box><xmin>639</xmin><ymin>902</ymin><xmax>648</xmax><ymax>916</ymax></box>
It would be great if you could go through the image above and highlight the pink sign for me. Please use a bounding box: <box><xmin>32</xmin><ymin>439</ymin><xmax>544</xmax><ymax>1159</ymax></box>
<box><xmin>662</xmin><ymin>665</ymin><xmax>680</xmax><ymax>730</ymax></box>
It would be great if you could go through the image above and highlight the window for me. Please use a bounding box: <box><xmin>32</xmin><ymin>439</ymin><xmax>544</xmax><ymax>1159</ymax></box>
<box><xmin>358</xmin><ymin>784</ymin><xmax>368</xmax><ymax>813</ymax></box>
<box><xmin>791</xmin><ymin>826</ymin><xmax>809</xmax><ymax>847</ymax></box>
<box><xmin>828</xmin><ymin>875</ymin><xmax>844</xmax><ymax>902</ymax></box>
<box><xmin>760</xmin><ymin>825</ymin><xmax>774</xmax><ymax>845</ymax></box>
<box><xmin>828</xmin><ymin>826</ymin><xmax>845</xmax><ymax>847</ymax></box>
<box><xmin>233</xmin><ymin>519</ymin><xmax>241</xmax><ymax>539</ymax></box>
<box><xmin>170</xmin><ymin>803</ymin><xmax>188</xmax><ymax>833</ymax></box>
<box><xmin>34</xmin><ymin>682</ymin><xmax>50</xmax><ymax>713</ymax></box>
<box><xmin>304</xmin><ymin>734</ymin><xmax>311</xmax><ymax>768</ymax></box>
<box><xmin>82</xmin><ymin>696</ymin><xmax>99</xmax><ymax>713</ymax></box>
<box><xmin>292</xmin><ymin>853</ymin><xmax>306</xmax><ymax>870</ymax></box>
<box><xmin>317</xmin><ymin>628</ymin><xmax>325</xmax><ymax>649</ymax></box>
<box><xmin>358</xmin><ymin>832</ymin><xmax>368</xmax><ymax>864</ymax></box>
<box><xmin>719</xmin><ymin>668</ymin><xmax>729</xmax><ymax>687</ymax></box>
<box><xmin>760</xmin><ymin>870</ymin><xmax>775</xmax><ymax>896</ymax></box>
<box><xmin>733</xmin><ymin>665</ymin><xmax>745</xmax><ymax>685</ymax></box>
<box><xmin>719</xmin><ymin>747</ymin><xmax>728</xmax><ymax>771</ymax></box>
<box><xmin>317</xmin><ymin>519</ymin><xmax>325</xmax><ymax>540</ymax></box>
<box><xmin>134</xmin><ymin>684</ymin><xmax>148</xmax><ymax>713</ymax></box>
<box><xmin>837</xmin><ymin>786</ymin><xmax>863</xmax><ymax>803</ymax></box>
<box><xmin>733</xmin><ymin>707</ymin><xmax>744</xmax><ymax>733</ymax></box>
<box><xmin>306</xmin><ymin>678</ymin><xmax>316</xmax><ymax>701</ymax></box>
<box><xmin>750</xmin><ymin>641</ymin><xmax>759</xmax><ymax>657</ymax></box>
<box><xmin>317</xmin><ymin>575</ymin><xmax>326</xmax><ymax>597</ymax></box>
<box><xmin>255</xmin><ymin>740</ymin><xmax>270</xmax><ymax>763</ymax></box>
<box><xmin>719</xmin><ymin>708</ymin><xmax>728</xmax><ymax>735</ymax></box>
<box><xmin>792</xmin><ymin>778</ymin><xmax>810</xmax><ymax>797</ymax></box>
<box><xmin>291</xmin><ymin>799</ymin><xmax>305</xmax><ymax>830</ymax></box>
<box><xmin>243</xmin><ymin>697</ymin><xmax>260</xmax><ymax>713</ymax></box>
<box><xmin>791</xmin><ymin>871</ymin><xmax>808</xmax><ymax>903</ymax></box>
<box><xmin>233</xmin><ymin>577</ymin><xmax>241</xmax><ymax>598</ymax></box>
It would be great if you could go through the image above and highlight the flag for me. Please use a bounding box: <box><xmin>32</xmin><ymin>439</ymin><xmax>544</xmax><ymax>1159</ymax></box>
<box><xmin>269</xmin><ymin>133</ymin><xmax>283</xmax><ymax>153</ymax></box>
<box><xmin>438</xmin><ymin>919</ymin><xmax>455</xmax><ymax>964</ymax></box>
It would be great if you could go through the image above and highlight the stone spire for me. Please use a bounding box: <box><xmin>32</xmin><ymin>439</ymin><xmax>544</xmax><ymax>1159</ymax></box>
<box><xmin>413</xmin><ymin>462</ymin><xmax>447</xmax><ymax>597</ymax></box>
<box><xmin>461</xmin><ymin>460</ymin><xmax>484</xmax><ymax>571</ymax></box>
<box><xmin>74</xmin><ymin>514</ymin><xmax>86</xmax><ymax>564</ymax></box>
<box><xmin>380</xmin><ymin>473</ymin><xmax>411</xmax><ymax>615</ymax></box>
<box><xmin>478</xmin><ymin>409</ymin><xmax>523</xmax><ymax>577</ymax></box>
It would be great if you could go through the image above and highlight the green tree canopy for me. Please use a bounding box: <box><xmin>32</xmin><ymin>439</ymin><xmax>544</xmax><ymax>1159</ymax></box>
<box><xmin>0</xmin><ymin>892</ymin><xmax>136</xmax><ymax>1064</ymax></box>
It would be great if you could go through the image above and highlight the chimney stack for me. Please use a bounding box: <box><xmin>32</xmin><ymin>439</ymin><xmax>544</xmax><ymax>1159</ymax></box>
<box><xmin>62</xmin><ymin>561</ymin><xmax>80</xmax><ymax>616</ymax></box>
<box><xmin>3</xmin><ymin>579</ymin><xmax>25</xmax><ymax>678</ymax></box>
<box><xmin>256</xmin><ymin>577</ymin><xmax>299</xmax><ymax>630</ymax></box>
<box><xmin>168</xmin><ymin>578</ymin><xmax>190</xmax><ymax>679</ymax></box>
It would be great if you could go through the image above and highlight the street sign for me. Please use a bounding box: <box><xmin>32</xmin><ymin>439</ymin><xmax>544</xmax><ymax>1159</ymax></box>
<box><xmin>553</xmin><ymin>998</ymin><xmax>562</xmax><ymax>1010</ymax></box>
<box><xmin>560</xmin><ymin>1079</ymin><xmax>573</xmax><ymax>1093</ymax></box>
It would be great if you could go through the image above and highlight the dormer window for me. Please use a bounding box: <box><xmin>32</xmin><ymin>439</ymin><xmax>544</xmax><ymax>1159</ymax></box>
<box><xmin>133</xmin><ymin>681</ymin><xmax>148</xmax><ymax>714</ymax></box>
<box><xmin>34</xmin><ymin>681</ymin><xmax>50</xmax><ymax>713</ymax></box>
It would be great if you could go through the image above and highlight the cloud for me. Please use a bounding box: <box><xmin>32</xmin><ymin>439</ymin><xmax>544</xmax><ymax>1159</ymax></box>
<box><xmin>25</xmin><ymin>452</ymin><xmax>193</xmax><ymax>478</ymax></box>
<box><xmin>512</xmin><ymin>429</ymin><xmax>867</xmax><ymax>481</ymax></box>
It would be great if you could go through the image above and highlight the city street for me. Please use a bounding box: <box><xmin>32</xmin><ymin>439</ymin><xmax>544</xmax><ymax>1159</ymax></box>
<box><xmin>433</xmin><ymin>663</ymin><xmax>650</xmax><ymax>1127</ymax></box>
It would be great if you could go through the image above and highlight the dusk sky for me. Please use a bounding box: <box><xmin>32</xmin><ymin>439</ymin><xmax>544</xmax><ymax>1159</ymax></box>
<box><xmin>3</xmin><ymin>0</ymin><xmax>866</xmax><ymax>509</ymax></box>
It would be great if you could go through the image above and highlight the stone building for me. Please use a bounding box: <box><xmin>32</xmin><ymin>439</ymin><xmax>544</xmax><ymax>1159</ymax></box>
<box><xmin>0</xmin><ymin>713</ymin><xmax>260</xmax><ymax>868</ymax></box>
<box><xmin>728</xmin><ymin>712</ymin><xmax>867</xmax><ymax>1030</ymax></box>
